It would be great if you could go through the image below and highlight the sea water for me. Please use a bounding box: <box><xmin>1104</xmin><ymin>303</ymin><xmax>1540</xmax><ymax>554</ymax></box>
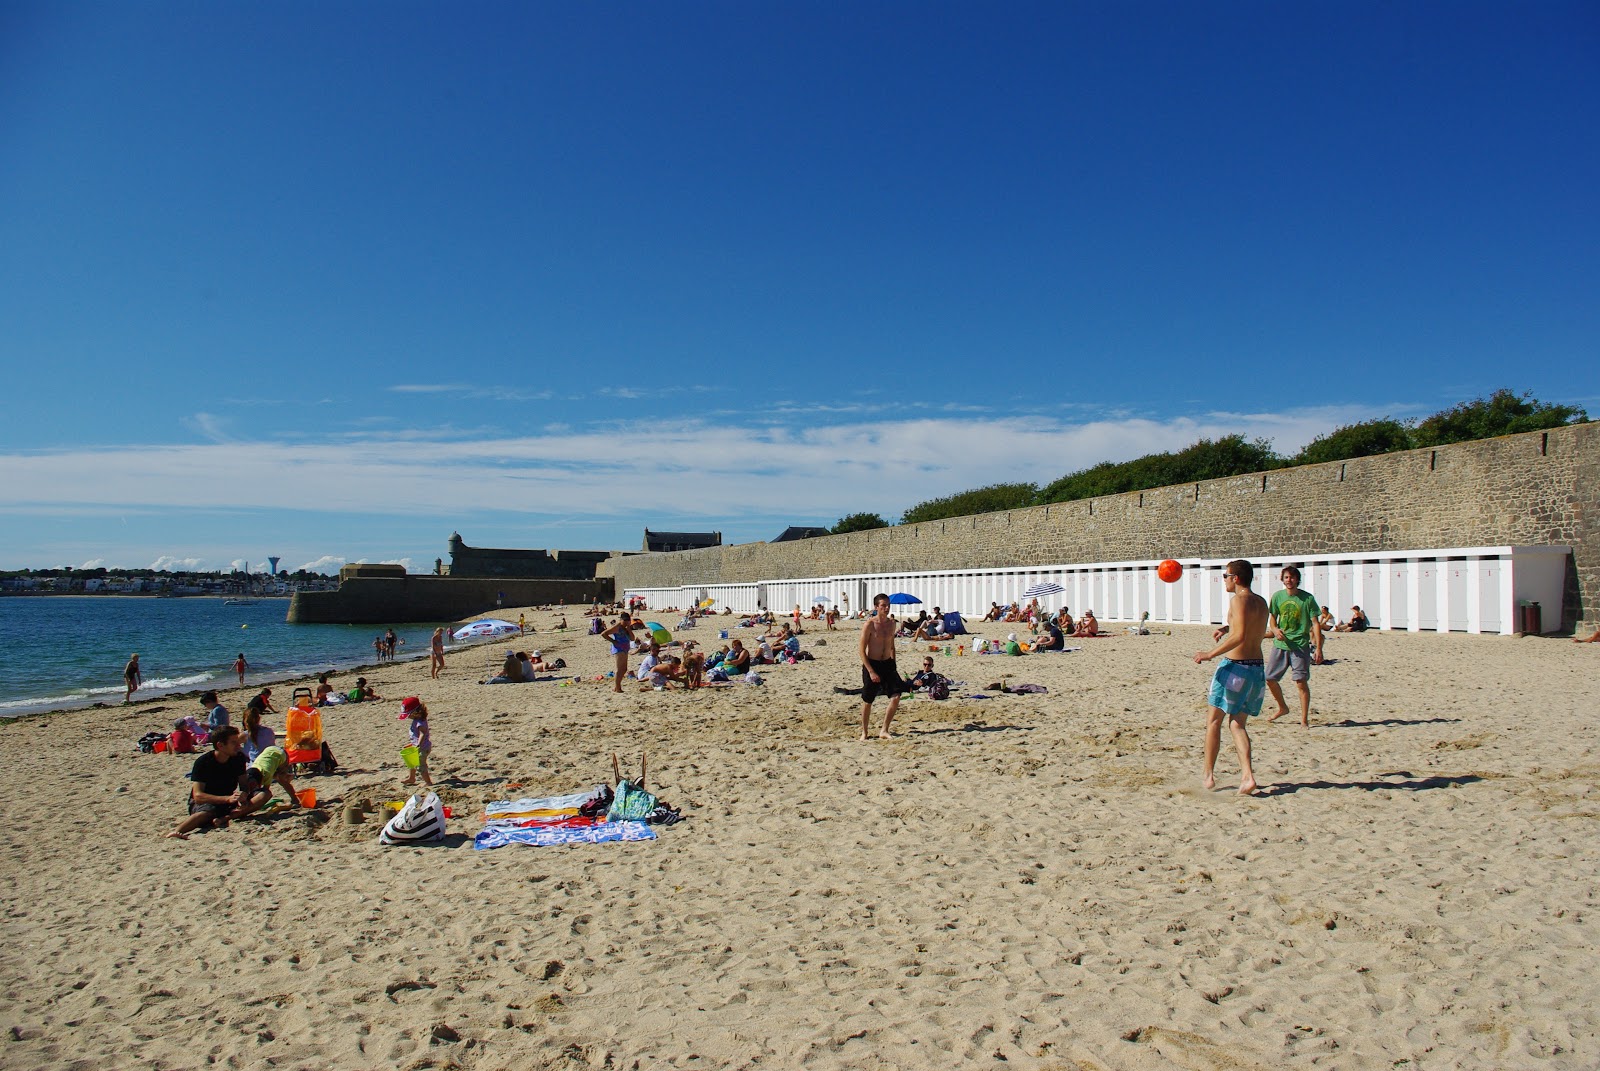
<box><xmin>0</xmin><ymin>597</ymin><xmax>453</xmax><ymax>717</ymax></box>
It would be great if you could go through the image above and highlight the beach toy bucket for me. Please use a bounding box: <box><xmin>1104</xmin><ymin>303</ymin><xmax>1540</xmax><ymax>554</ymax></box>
<box><xmin>152</xmin><ymin>738</ymin><xmax>168</xmax><ymax>753</ymax></box>
<box><xmin>297</xmin><ymin>788</ymin><xmax>317</xmax><ymax>808</ymax></box>
<box><xmin>719</xmin><ymin>629</ymin><xmax>729</xmax><ymax>639</ymax></box>
<box><xmin>400</xmin><ymin>745</ymin><xmax>421</xmax><ymax>768</ymax></box>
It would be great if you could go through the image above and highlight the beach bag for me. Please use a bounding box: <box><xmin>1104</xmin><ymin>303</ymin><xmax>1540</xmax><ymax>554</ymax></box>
<box><xmin>379</xmin><ymin>791</ymin><xmax>447</xmax><ymax>845</ymax></box>
<box><xmin>928</xmin><ymin>676</ymin><xmax>950</xmax><ymax>701</ymax></box>
<box><xmin>607</xmin><ymin>779</ymin><xmax>659</xmax><ymax>822</ymax></box>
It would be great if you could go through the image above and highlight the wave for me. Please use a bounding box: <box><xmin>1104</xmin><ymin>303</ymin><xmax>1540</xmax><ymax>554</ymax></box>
<box><xmin>141</xmin><ymin>672</ymin><xmax>216</xmax><ymax>690</ymax></box>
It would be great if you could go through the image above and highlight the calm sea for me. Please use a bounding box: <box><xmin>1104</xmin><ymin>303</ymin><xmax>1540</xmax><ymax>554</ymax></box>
<box><xmin>0</xmin><ymin>597</ymin><xmax>453</xmax><ymax>717</ymax></box>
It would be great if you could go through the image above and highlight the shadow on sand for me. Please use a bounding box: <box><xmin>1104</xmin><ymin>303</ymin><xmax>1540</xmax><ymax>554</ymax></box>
<box><xmin>1260</xmin><ymin>773</ymin><xmax>1483</xmax><ymax>796</ymax></box>
<box><xmin>907</xmin><ymin>722</ymin><xmax>1034</xmax><ymax>736</ymax></box>
<box><xmin>1321</xmin><ymin>716</ymin><xmax>1462</xmax><ymax>728</ymax></box>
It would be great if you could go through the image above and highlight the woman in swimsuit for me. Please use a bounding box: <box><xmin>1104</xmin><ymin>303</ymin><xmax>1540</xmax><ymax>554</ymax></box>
<box><xmin>601</xmin><ymin>613</ymin><xmax>641</xmax><ymax>693</ymax></box>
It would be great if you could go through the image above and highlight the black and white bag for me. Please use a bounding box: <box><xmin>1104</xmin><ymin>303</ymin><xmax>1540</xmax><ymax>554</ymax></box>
<box><xmin>379</xmin><ymin>791</ymin><xmax>447</xmax><ymax>845</ymax></box>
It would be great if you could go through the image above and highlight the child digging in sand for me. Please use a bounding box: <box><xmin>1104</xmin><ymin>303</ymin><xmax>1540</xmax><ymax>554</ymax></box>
<box><xmin>401</xmin><ymin>696</ymin><xmax>433</xmax><ymax>786</ymax></box>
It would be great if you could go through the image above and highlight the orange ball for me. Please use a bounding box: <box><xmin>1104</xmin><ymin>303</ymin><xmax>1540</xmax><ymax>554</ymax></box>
<box><xmin>1157</xmin><ymin>559</ymin><xmax>1183</xmax><ymax>583</ymax></box>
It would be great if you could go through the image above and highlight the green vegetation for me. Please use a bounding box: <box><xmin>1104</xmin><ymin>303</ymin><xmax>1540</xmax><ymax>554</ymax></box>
<box><xmin>1410</xmin><ymin>389</ymin><xmax>1587</xmax><ymax>447</ymax></box>
<box><xmin>1038</xmin><ymin>435</ymin><xmax>1278</xmax><ymax>504</ymax></box>
<box><xmin>901</xmin><ymin>483</ymin><xmax>1038</xmax><ymax>525</ymax></box>
<box><xmin>1290</xmin><ymin>418</ymin><xmax>1414</xmax><ymax>467</ymax></box>
<box><xmin>857</xmin><ymin>389</ymin><xmax>1588</xmax><ymax>526</ymax></box>
<box><xmin>831</xmin><ymin>512</ymin><xmax>890</xmax><ymax>534</ymax></box>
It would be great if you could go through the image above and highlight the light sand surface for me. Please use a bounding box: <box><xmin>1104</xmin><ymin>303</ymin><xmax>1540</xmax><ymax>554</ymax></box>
<box><xmin>2</xmin><ymin>609</ymin><xmax>1597</xmax><ymax>1070</ymax></box>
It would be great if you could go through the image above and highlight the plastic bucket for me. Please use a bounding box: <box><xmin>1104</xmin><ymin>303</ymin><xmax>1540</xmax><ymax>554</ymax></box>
<box><xmin>297</xmin><ymin>788</ymin><xmax>317</xmax><ymax>808</ymax></box>
<box><xmin>400</xmin><ymin>745</ymin><xmax>420</xmax><ymax>768</ymax></box>
<box><xmin>719</xmin><ymin>630</ymin><xmax>729</xmax><ymax>639</ymax></box>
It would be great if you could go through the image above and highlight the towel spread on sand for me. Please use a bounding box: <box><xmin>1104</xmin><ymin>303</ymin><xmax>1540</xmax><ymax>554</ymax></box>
<box><xmin>473</xmin><ymin>822</ymin><xmax>657</xmax><ymax>850</ymax></box>
<box><xmin>494</xmin><ymin>814</ymin><xmax>606</xmax><ymax>830</ymax></box>
<box><xmin>484</xmin><ymin>789</ymin><xmax>601</xmax><ymax>821</ymax></box>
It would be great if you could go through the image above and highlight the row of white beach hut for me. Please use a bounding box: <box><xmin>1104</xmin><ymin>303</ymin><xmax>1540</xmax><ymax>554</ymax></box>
<box><xmin>623</xmin><ymin>545</ymin><xmax>1571</xmax><ymax>635</ymax></box>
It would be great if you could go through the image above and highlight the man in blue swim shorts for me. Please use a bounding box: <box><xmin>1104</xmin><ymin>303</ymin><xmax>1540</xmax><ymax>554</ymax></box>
<box><xmin>1193</xmin><ymin>559</ymin><xmax>1271</xmax><ymax>795</ymax></box>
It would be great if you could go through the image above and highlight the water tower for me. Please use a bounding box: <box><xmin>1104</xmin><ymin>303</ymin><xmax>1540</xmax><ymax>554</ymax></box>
<box><xmin>267</xmin><ymin>556</ymin><xmax>281</xmax><ymax>576</ymax></box>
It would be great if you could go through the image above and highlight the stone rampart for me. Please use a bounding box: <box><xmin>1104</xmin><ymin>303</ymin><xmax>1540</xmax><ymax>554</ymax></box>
<box><xmin>603</xmin><ymin>423</ymin><xmax>1599</xmax><ymax>630</ymax></box>
<box><xmin>287</xmin><ymin>576</ymin><xmax>613</xmax><ymax>624</ymax></box>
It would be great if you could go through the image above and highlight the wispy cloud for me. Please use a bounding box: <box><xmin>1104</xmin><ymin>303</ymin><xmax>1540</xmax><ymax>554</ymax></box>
<box><xmin>300</xmin><ymin>555</ymin><xmax>346</xmax><ymax>574</ymax></box>
<box><xmin>79</xmin><ymin>558</ymin><xmax>105</xmax><ymax>569</ymax></box>
<box><xmin>0</xmin><ymin>405</ymin><xmax>1378</xmax><ymax>525</ymax></box>
<box><xmin>389</xmin><ymin>384</ymin><xmax>552</xmax><ymax>402</ymax></box>
<box><xmin>184</xmin><ymin>412</ymin><xmax>232</xmax><ymax>442</ymax></box>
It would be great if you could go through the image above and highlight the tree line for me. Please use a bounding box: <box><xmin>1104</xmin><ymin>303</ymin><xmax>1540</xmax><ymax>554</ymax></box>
<box><xmin>830</xmin><ymin>389</ymin><xmax>1587</xmax><ymax>534</ymax></box>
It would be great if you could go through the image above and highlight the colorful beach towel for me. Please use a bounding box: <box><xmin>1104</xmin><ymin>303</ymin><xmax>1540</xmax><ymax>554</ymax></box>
<box><xmin>473</xmin><ymin>822</ymin><xmax>658</xmax><ymax>850</ymax></box>
<box><xmin>484</xmin><ymin>788</ymin><xmax>601</xmax><ymax>821</ymax></box>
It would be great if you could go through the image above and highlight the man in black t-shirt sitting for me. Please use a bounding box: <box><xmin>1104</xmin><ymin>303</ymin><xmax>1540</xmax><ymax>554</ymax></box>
<box><xmin>1032</xmin><ymin>620</ymin><xmax>1065</xmax><ymax>651</ymax></box>
<box><xmin>166</xmin><ymin>725</ymin><xmax>248</xmax><ymax>840</ymax></box>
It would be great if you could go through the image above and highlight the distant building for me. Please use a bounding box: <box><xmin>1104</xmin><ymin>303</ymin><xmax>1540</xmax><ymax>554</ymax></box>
<box><xmin>448</xmin><ymin>533</ymin><xmax>612</xmax><ymax>579</ymax></box>
<box><xmin>642</xmin><ymin>529</ymin><xmax>722</xmax><ymax>553</ymax></box>
<box><xmin>771</xmin><ymin>526</ymin><xmax>830</xmax><ymax>543</ymax></box>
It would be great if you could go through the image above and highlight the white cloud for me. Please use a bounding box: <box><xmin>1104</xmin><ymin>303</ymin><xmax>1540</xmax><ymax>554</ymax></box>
<box><xmin>150</xmin><ymin>555</ymin><xmax>206</xmax><ymax>571</ymax></box>
<box><xmin>79</xmin><ymin>558</ymin><xmax>105</xmax><ymax>569</ymax></box>
<box><xmin>300</xmin><ymin>555</ymin><xmax>346</xmax><ymax>574</ymax></box>
<box><xmin>0</xmin><ymin>404</ymin><xmax>1388</xmax><ymax>527</ymax></box>
<box><xmin>229</xmin><ymin>558</ymin><xmax>248</xmax><ymax>572</ymax></box>
<box><xmin>380</xmin><ymin>557</ymin><xmax>414</xmax><ymax>572</ymax></box>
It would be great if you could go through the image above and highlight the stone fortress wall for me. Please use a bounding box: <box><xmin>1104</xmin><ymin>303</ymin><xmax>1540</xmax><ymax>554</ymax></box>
<box><xmin>602</xmin><ymin>423</ymin><xmax>1599</xmax><ymax>631</ymax></box>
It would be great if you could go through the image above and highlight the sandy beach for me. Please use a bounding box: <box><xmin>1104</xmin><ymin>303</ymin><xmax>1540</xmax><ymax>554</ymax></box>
<box><xmin>1</xmin><ymin>608</ymin><xmax>1596</xmax><ymax>1070</ymax></box>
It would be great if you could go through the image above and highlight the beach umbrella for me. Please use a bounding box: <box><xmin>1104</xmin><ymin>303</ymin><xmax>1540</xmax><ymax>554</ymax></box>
<box><xmin>698</xmin><ymin>597</ymin><xmax>716</xmax><ymax>608</ymax></box>
<box><xmin>1021</xmin><ymin>582</ymin><xmax>1065</xmax><ymax>599</ymax></box>
<box><xmin>452</xmin><ymin>619</ymin><xmax>520</xmax><ymax>641</ymax></box>
<box><xmin>812</xmin><ymin>595</ymin><xmax>829</xmax><ymax>605</ymax></box>
<box><xmin>887</xmin><ymin>593</ymin><xmax>922</xmax><ymax>604</ymax></box>
<box><xmin>645</xmin><ymin>621</ymin><xmax>673</xmax><ymax>643</ymax></box>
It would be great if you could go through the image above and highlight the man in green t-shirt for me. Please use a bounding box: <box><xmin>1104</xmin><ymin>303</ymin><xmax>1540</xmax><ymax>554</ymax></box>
<box><xmin>1266</xmin><ymin>566</ymin><xmax>1323</xmax><ymax>727</ymax></box>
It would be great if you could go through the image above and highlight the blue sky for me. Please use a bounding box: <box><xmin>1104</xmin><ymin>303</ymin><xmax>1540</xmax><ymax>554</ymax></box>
<box><xmin>2</xmin><ymin>2</ymin><xmax>1595</xmax><ymax>573</ymax></box>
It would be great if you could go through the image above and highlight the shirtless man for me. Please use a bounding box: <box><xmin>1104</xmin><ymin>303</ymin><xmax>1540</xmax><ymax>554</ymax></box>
<box><xmin>1193</xmin><ymin>559</ymin><xmax>1270</xmax><ymax>795</ymax></box>
<box><xmin>858</xmin><ymin>592</ymin><xmax>906</xmax><ymax>740</ymax></box>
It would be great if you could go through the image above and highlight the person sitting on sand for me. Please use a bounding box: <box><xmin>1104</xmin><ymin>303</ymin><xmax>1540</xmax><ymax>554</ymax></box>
<box><xmin>1075</xmin><ymin>610</ymin><xmax>1101</xmax><ymax>637</ymax></box>
<box><xmin>1057</xmin><ymin>607</ymin><xmax>1075</xmax><ymax>634</ymax></box>
<box><xmin>239</xmin><ymin>745</ymin><xmax>302</xmax><ymax>813</ymax></box>
<box><xmin>916</xmin><ymin>608</ymin><xmax>955</xmax><ymax>641</ymax></box>
<box><xmin>645</xmin><ymin>655</ymin><xmax>686</xmax><ymax>689</ymax></box>
<box><xmin>555</xmin><ymin>616</ymin><xmax>568</xmax><ymax>631</ymax></box>
<box><xmin>347</xmin><ymin>677</ymin><xmax>381</xmax><ymax>700</ymax></box>
<box><xmin>907</xmin><ymin>655</ymin><xmax>942</xmax><ymax>690</ymax></box>
<box><xmin>1033</xmin><ymin>618</ymin><xmax>1065</xmax><ymax>650</ymax></box>
<box><xmin>166</xmin><ymin>726</ymin><xmax>252</xmax><ymax>839</ymax></box>
<box><xmin>682</xmin><ymin>646</ymin><xmax>707</xmax><ymax>688</ymax></box>
<box><xmin>168</xmin><ymin>719</ymin><xmax>199</xmax><ymax>754</ymax></box>
<box><xmin>724</xmin><ymin>639</ymin><xmax>752</xmax><ymax>675</ymax></box>
<box><xmin>241</xmin><ymin>702</ymin><xmax>275</xmax><ymax>762</ymax></box>
<box><xmin>1316</xmin><ymin>606</ymin><xmax>1336</xmax><ymax>632</ymax></box>
<box><xmin>982</xmin><ymin>602</ymin><xmax>1003</xmax><ymax>622</ymax></box>
<box><xmin>487</xmin><ymin>652</ymin><xmax>525</xmax><ymax>685</ymax></box>
<box><xmin>201</xmin><ymin>690</ymin><xmax>229</xmax><ymax>733</ymax></box>
<box><xmin>1334</xmin><ymin>606</ymin><xmax>1370</xmax><ymax>633</ymax></box>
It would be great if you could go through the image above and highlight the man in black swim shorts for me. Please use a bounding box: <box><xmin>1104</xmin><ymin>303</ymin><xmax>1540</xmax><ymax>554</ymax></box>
<box><xmin>858</xmin><ymin>592</ymin><xmax>906</xmax><ymax>740</ymax></box>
